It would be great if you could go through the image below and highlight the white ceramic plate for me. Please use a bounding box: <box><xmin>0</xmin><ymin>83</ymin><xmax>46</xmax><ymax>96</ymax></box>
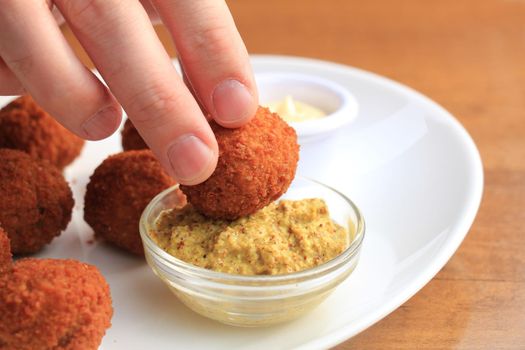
<box><xmin>0</xmin><ymin>55</ymin><xmax>483</xmax><ymax>350</ymax></box>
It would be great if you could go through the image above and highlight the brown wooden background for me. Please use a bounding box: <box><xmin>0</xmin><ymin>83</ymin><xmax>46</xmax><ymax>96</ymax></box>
<box><xmin>63</xmin><ymin>0</ymin><xmax>525</xmax><ymax>348</ymax></box>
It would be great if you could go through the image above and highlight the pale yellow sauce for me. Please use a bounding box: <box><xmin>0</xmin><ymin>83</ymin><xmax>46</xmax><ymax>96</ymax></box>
<box><xmin>268</xmin><ymin>96</ymin><xmax>326</xmax><ymax>122</ymax></box>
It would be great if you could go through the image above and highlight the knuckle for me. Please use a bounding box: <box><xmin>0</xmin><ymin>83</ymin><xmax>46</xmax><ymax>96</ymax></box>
<box><xmin>7</xmin><ymin>54</ymin><xmax>34</xmax><ymax>76</ymax></box>
<box><xmin>57</xmin><ymin>0</ymin><xmax>124</xmax><ymax>38</ymax></box>
<box><xmin>126</xmin><ymin>80</ymin><xmax>184</xmax><ymax>129</ymax></box>
<box><xmin>183</xmin><ymin>23</ymin><xmax>233</xmax><ymax>65</ymax></box>
<box><xmin>58</xmin><ymin>0</ymin><xmax>115</xmax><ymax>24</ymax></box>
<box><xmin>60</xmin><ymin>0</ymin><xmax>99</xmax><ymax>19</ymax></box>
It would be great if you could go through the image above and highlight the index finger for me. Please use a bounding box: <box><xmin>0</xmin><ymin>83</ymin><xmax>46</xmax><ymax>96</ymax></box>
<box><xmin>55</xmin><ymin>0</ymin><xmax>218</xmax><ymax>185</ymax></box>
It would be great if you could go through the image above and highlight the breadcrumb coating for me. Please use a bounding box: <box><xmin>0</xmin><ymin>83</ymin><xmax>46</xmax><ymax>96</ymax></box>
<box><xmin>121</xmin><ymin>118</ymin><xmax>148</xmax><ymax>151</ymax></box>
<box><xmin>0</xmin><ymin>149</ymin><xmax>74</xmax><ymax>254</ymax></box>
<box><xmin>180</xmin><ymin>106</ymin><xmax>299</xmax><ymax>220</ymax></box>
<box><xmin>0</xmin><ymin>259</ymin><xmax>112</xmax><ymax>350</ymax></box>
<box><xmin>0</xmin><ymin>227</ymin><xmax>11</xmax><ymax>273</ymax></box>
<box><xmin>84</xmin><ymin>150</ymin><xmax>177</xmax><ymax>255</ymax></box>
<box><xmin>0</xmin><ymin>95</ymin><xmax>84</xmax><ymax>169</ymax></box>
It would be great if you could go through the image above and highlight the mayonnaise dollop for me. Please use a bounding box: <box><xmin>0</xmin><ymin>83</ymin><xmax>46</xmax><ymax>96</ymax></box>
<box><xmin>268</xmin><ymin>96</ymin><xmax>326</xmax><ymax>122</ymax></box>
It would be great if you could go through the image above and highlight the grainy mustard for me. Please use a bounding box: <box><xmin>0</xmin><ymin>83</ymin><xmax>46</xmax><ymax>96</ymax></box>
<box><xmin>151</xmin><ymin>199</ymin><xmax>348</xmax><ymax>275</ymax></box>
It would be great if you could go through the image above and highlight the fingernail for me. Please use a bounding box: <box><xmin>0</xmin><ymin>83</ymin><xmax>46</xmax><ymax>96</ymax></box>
<box><xmin>167</xmin><ymin>134</ymin><xmax>214</xmax><ymax>184</ymax></box>
<box><xmin>212</xmin><ymin>79</ymin><xmax>255</xmax><ymax>126</ymax></box>
<box><xmin>82</xmin><ymin>106</ymin><xmax>121</xmax><ymax>140</ymax></box>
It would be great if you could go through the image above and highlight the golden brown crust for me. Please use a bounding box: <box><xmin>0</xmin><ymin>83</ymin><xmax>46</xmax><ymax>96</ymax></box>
<box><xmin>0</xmin><ymin>227</ymin><xmax>11</xmax><ymax>274</ymax></box>
<box><xmin>0</xmin><ymin>149</ymin><xmax>74</xmax><ymax>254</ymax></box>
<box><xmin>84</xmin><ymin>150</ymin><xmax>176</xmax><ymax>255</ymax></box>
<box><xmin>121</xmin><ymin>118</ymin><xmax>148</xmax><ymax>151</ymax></box>
<box><xmin>0</xmin><ymin>95</ymin><xmax>85</xmax><ymax>169</ymax></box>
<box><xmin>0</xmin><ymin>259</ymin><xmax>113</xmax><ymax>350</ymax></box>
<box><xmin>180</xmin><ymin>106</ymin><xmax>299</xmax><ymax>220</ymax></box>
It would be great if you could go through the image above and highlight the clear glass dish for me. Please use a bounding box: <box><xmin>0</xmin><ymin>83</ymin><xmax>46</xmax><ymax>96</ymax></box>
<box><xmin>139</xmin><ymin>177</ymin><xmax>365</xmax><ymax>327</ymax></box>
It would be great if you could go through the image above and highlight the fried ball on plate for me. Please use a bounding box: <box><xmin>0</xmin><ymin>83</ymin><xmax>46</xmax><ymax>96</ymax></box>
<box><xmin>0</xmin><ymin>95</ymin><xmax>85</xmax><ymax>169</ymax></box>
<box><xmin>121</xmin><ymin>118</ymin><xmax>148</xmax><ymax>151</ymax></box>
<box><xmin>180</xmin><ymin>106</ymin><xmax>299</xmax><ymax>220</ymax></box>
<box><xmin>0</xmin><ymin>227</ymin><xmax>11</xmax><ymax>273</ymax></box>
<box><xmin>84</xmin><ymin>150</ymin><xmax>178</xmax><ymax>255</ymax></box>
<box><xmin>0</xmin><ymin>258</ymin><xmax>112</xmax><ymax>350</ymax></box>
<box><xmin>0</xmin><ymin>149</ymin><xmax>74</xmax><ymax>255</ymax></box>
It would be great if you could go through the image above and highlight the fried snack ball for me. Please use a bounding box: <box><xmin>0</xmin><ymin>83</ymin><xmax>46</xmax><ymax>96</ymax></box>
<box><xmin>0</xmin><ymin>95</ymin><xmax>84</xmax><ymax>169</ymax></box>
<box><xmin>180</xmin><ymin>106</ymin><xmax>299</xmax><ymax>220</ymax></box>
<box><xmin>0</xmin><ymin>149</ymin><xmax>74</xmax><ymax>254</ymax></box>
<box><xmin>121</xmin><ymin>118</ymin><xmax>148</xmax><ymax>151</ymax></box>
<box><xmin>0</xmin><ymin>227</ymin><xmax>11</xmax><ymax>273</ymax></box>
<box><xmin>0</xmin><ymin>259</ymin><xmax>112</xmax><ymax>350</ymax></box>
<box><xmin>84</xmin><ymin>150</ymin><xmax>177</xmax><ymax>255</ymax></box>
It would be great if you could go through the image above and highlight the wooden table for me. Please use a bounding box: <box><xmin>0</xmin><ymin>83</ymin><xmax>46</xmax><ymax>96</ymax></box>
<box><xmin>64</xmin><ymin>0</ymin><xmax>525</xmax><ymax>348</ymax></box>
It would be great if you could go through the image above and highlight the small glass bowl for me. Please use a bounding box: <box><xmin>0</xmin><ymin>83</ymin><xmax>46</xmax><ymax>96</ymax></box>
<box><xmin>139</xmin><ymin>177</ymin><xmax>365</xmax><ymax>327</ymax></box>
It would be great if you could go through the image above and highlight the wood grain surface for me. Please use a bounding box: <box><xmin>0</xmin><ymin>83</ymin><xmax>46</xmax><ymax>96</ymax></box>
<box><xmin>62</xmin><ymin>0</ymin><xmax>525</xmax><ymax>348</ymax></box>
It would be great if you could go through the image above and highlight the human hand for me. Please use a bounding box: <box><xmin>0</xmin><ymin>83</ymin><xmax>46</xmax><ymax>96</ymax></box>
<box><xmin>0</xmin><ymin>0</ymin><xmax>258</xmax><ymax>185</ymax></box>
